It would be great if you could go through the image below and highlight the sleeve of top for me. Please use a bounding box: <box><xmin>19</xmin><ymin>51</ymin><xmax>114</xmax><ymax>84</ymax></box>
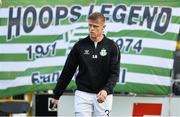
<box><xmin>104</xmin><ymin>41</ymin><xmax>120</xmax><ymax>95</ymax></box>
<box><xmin>53</xmin><ymin>42</ymin><xmax>79</xmax><ymax>100</ymax></box>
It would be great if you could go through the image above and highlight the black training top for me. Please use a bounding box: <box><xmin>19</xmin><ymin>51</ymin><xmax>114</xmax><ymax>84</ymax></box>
<box><xmin>53</xmin><ymin>35</ymin><xmax>120</xmax><ymax>99</ymax></box>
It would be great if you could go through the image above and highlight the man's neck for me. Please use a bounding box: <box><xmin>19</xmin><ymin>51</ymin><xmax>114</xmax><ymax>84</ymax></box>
<box><xmin>90</xmin><ymin>35</ymin><xmax>104</xmax><ymax>42</ymax></box>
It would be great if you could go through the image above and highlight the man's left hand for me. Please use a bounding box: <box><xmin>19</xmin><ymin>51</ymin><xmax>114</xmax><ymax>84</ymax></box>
<box><xmin>97</xmin><ymin>89</ymin><xmax>107</xmax><ymax>103</ymax></box>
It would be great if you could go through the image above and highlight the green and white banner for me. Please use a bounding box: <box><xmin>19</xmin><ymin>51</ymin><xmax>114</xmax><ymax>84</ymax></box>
<box><xmin>0</xmin><ymin>0</ymin><xmax>180</xmax><ymax>98</ymax></box>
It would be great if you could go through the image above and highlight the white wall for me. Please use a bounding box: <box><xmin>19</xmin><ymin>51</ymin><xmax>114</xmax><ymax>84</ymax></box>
<box><xmin>58</xmin><ymin>94</ymin><xmax>180</xmax><ymax>116</ymax></box>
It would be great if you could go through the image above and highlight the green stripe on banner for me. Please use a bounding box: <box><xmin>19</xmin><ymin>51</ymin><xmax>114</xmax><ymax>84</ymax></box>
<box><xmin>121</xmin><ymin>64</ymin><xmax>171</xmax><ymax>77</ymax></box>
<box><xmin>0</xmin><ymin>35</ymin><xmax>63</xmax><ymax>43</ymax></box>
<box><xmin>0</xmin><ymin>66</ymin><xmax>63</xmax><ymax>80</ymax></box>
<box><xmin>95</xmin><ymin>0</ymin><xmax>180</xmax><ymax>7</ymax></box>
<box><xmin>0</xmin><ymin>49</ymin><xmax>66</xmax><ymax>61</ymax></box>
<box><xmin>138</xmin><ymin>48</ymin><xmax>174</xmax><ymax>59</ymax></box>
<box><xmin>77</xmin><ymin>26</ymin><xmax>88</xmax><ymax>29</ymax></box>
<box><xmin>121</xmin><ymin>48</ymin><xmax>174</xmax><ymax>59</ymax></box>
<box><xmin>107</xmin><ymin>30</ymin><xmax>178</xmax><ymax>41</ymax></box>
<box><xmin>0</xmin><ymin>18</ymin><xmax>7</xmax><ymax>26</ymax></box>
<box><xmin>0</xmin><ymin>53</ymin><xmax>27</xmax><ymax>61</ymax></box>
<box><xmin>115</xmin><ymin>82</ymin><xmax>170</xmax><ymax>95</ymax></box>
<box><xmin>0</xmin><ymin>63</ymin><xmax>170</xmax><ymax>80</ymax></box>
<box><xmin>0</xmin><ymin>81</ymin><xmax>76</xmax><ymax>98</ymax></box>
<box><xmin>1</xmin><ymin>0</ymin><xmax>92</xmax><ymax>7</ymax></box>
<box><xmin>1</xmin><ymin>0</ymin><xmax>180</xmax><ymax>7</ymax></box>
<box><xmin>61</xmin><ymin>15</ymin><xmax>87</xmax><ymax>25</ymax></box>
<box><xmin>171</xmin><ymin>16</ymin><xmax>180</xmax><ymax>24</ymax></box>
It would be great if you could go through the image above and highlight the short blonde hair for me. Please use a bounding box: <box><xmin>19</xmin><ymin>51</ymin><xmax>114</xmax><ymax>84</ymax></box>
<box><xmin>88</xmin><ymin>12</ymin><xmax>105</xmax><ymax>22</ymax></box>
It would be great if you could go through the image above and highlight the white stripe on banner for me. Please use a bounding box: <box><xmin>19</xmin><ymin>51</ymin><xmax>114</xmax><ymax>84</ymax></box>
<box><xmin>72</xmin><ymin>28</ymin><xmax>88</xmax><ymax>34</ymax></box>
<box><xmin>0</xmin><ymin>40</ymin><xmax>68</xmax><ymax>53</ymax></box>
<box><xmin>121</xmin><ymin>54</ymin><xmax>173</xmax><ymax>69</ymax></box>
<box><xmin>0</xmin><ymin>76</ymin><xmax>32</xmax><ymax>89</ymax></box>
<box><xmin>123</xmin><ymin>72</ymin><xmax>171</xmax><ymax>86</ymax></box>
<box><xmin>0</xmin><ymin>54</ymin><xmax>173</xmax><ymax>71</ymax></box>
<box><xmin>106</xmin><ymin>23</ymin><xmax>180</xmax><ymax>34</ymax></box>
<box><xmin>0</xmin><ymin>23</ymin><xmax>179</xmax><ymax>36</ymax></box>
<box><xmin>0</xmin><ymin>23</ymin><xmax>87</xmax><ymax>36</ymax></box>
<box><xmin>0</xmin><ymin>37</ymin><xmax>176</xmax><ymax>53</ymax></box>
<box><xmin>0</xmin><ymin>56</ymin><xmax>66</xmax><ymax>71</ymax></box>
<box><xmin>172</xmin><ymin>8</ymin><xmax>180</xmax><ymax>16</ymax></box>
<box><xmin>0</xmin><ymin>71</ymin><xmax>170</xmax><ymax>89</ymax></box>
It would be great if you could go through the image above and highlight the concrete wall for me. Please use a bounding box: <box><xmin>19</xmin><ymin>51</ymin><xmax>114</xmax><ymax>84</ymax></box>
<box><xmin>58</xmin><ymin>94</ymin><xmax>180</xmax><ymax>116</ymax></box>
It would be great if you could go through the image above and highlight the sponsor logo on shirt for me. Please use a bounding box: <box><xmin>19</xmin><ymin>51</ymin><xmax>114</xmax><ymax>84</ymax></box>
<box><xmin>84</xmin><ymin>50</ymin><xmax>90</xmax><ymax>55</ymax></box>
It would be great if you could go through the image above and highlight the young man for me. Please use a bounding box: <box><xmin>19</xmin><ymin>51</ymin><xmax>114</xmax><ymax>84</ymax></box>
<box><xmin>52</xmin><ymin>12</ymin><xmax>120</xmax><ymax>116</ymax></box>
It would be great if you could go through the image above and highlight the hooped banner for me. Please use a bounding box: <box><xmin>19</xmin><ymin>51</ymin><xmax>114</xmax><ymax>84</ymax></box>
<box><xmin>0</xmin><ymin>0</ymin><xmax>180</xmax><ymax>98</ymax></box>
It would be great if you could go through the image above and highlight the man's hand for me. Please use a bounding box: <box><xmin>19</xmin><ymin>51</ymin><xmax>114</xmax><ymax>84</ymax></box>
<box><xmin>97</xmin><ymin>89</ymin><xmax>107</xmax><ymax>103</ymax></box>
<box><xmin>50</xmin><ymin>98</ymin><xmax>58</xmax><ymax>110</ymax></box>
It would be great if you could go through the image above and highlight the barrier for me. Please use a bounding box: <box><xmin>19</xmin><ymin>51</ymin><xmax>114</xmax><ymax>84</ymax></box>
<box><xmin>33</xmin><ymin>93</ymin><xmax>57</xmax><ymax>116</ymax></box>
<box><xmin>58</xmin><ymin>94</ymin><xmax>180</xmax><ymax>116</ymax></box>
<box><xmin>0</xmin><ymin>100</ymin><xmax>30</xmax><ymax>116</ymax></box>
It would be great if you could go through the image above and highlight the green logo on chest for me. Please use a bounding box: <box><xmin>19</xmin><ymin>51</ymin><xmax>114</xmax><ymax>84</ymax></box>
<box><xmin>100</xmin><ymin>48</ymin><xmax>107</xmax><ymax>56</ymax></box>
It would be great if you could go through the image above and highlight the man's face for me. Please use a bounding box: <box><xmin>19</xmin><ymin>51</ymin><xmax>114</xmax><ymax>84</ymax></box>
<box><xmin>88</xmin><ymin>19</ymin><xmax>105</xmax><ymax>40</ymax></box>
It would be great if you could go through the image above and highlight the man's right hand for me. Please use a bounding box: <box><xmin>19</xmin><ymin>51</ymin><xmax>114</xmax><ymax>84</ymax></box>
<box><xmin>51</xmin><ymin>98</ymin><xmax>58</xmax><ymax>110</ymax></box>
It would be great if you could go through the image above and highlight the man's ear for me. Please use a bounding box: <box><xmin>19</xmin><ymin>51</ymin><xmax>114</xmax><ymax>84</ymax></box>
<box><xmin>103</xmin><ymin>25</ymin><xmax>106</xmax><ymax>30</ymax></box>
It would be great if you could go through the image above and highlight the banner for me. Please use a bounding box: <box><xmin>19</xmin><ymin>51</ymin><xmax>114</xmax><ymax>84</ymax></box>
<box><xmin>0</xmin><ymin>0</ymin><xmax>180</xmax><ymax>98</ymax></box>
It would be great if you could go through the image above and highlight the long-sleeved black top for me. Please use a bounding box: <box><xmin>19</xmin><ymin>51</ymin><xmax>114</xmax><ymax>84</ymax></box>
<box><xmin>53</xmin><ymin>35</ymin><xmax>120</xmax><ymax>99</ymax></box>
